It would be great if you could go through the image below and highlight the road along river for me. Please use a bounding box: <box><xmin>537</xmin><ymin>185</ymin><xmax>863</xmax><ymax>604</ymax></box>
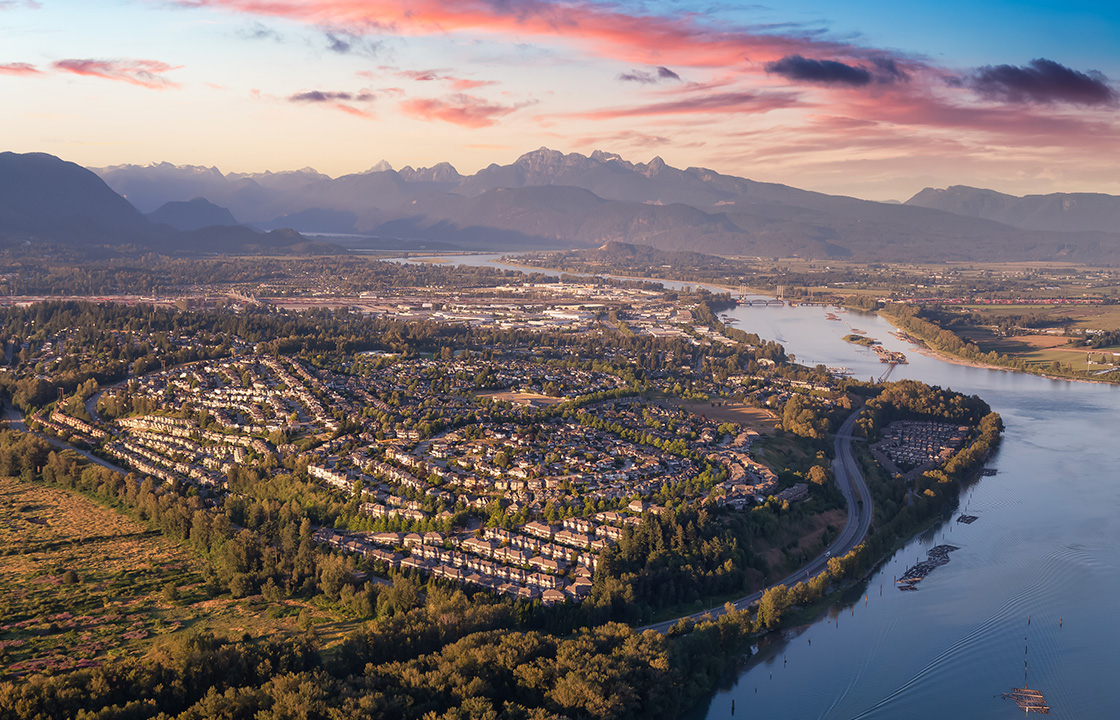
<box><xmin>389</xmin><ymin>255</ymin><xmax>1119</xmax><ymax>718</ymax></box>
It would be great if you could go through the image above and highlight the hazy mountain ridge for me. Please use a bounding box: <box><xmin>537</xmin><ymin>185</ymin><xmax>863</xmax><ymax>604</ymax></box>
<box><xmin>148</xmin><ymin>198</ymin><xmax>239</xmax><ymax>231</ymax></box>
<box><xmin>906</xmin><ymin>185</ymin><xmax>1120</xmax><ymax>233</ymax></box>
<box><xmin>44</xmin><ymin>148</ymin><xmax>1120</xmax><ymax>261</ymax></box>
<box><xmin>0</xmin><ymin>152</ymin><xmax>338</xmax><ymax>256</ymax></box>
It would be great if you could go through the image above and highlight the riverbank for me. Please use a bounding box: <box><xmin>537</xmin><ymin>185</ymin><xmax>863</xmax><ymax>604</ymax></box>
<box><xmin>875</xmin><ymin>311</ymin><xmax>1117</xmax><ymax>386</ymax></box>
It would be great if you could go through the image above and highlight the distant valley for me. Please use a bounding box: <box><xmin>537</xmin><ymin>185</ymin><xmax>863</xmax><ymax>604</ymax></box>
<box><xmin>3</xmin><ymin>148</ymin><xmax>1120</xmax><ymax>262</ymax></box>
<box><xmin>86</xmin><ymin>148</ymin><xmax>1120</xmax><ymax>262</ymax></box>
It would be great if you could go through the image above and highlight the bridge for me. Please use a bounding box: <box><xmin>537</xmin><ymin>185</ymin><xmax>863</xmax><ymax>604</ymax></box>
<box><xmin>737</xmin><ymin>297</ymin><xmax>785</xmax><ymax>306</ymax></box>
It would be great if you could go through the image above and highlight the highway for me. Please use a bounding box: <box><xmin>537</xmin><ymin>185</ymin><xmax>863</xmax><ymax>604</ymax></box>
<box><xmin>641</xmin><ymin>409</ymin><xmax>872</xmax><ymax>633</ymax></box>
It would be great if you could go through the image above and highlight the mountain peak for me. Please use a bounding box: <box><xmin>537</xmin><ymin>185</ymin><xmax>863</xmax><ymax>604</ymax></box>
<box><xmin>516</xmin><ymin>146</ymin><xmax>566</xmax><ymax>165</ymax></box>
<box><xmin>398</xmin><ymin>161</ymin><xmax>460</xmax><ymax>183</ymax></box>
<box><xmin>643</xmin><ymin>156</ymin><xmax>667</xmax><ymax>176</ymax></box>
<box><xmin>905</xmin><ymin>184</ymin><xmax>1120</xmax><ymax>233</ymax></box>
<box><xmin>589</xmin><ymin>149</ymin><xmax>624</xmax><ymax>164</ymax></box>
<box><xmin>368</xmin><ymin>160</ymin><xmax>394</xmax><ymax>173</ymax></box>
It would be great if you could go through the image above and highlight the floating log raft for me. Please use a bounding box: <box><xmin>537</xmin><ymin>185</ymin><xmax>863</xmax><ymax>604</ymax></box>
<box><xmin>897</xmin><ymin>544</ymin><xmax>958</xmax><ymax>590</ymax></box>
<box><xmin>1001</xmin><ymin>687</ymin><xmax>1050</xmax><ymax>714</ymax></box>
<box><xmin>872</xmin><ymin>345</ymin><xmax>909</xmax><ymax>364</ymax></box>
<box><xmin>957</xmin><ymin>514</ymin><xmax>979</xmax><ymax>524</ymax></box>
<box><xmin>889</xmin><ymin>330</ymin><xmax>923</xmax><ymax>345</ymax></box>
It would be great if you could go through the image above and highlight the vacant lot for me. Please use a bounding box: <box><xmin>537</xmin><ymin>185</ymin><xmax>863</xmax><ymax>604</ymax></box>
<box><xmin>670</xmin><ymin>400</ymin><xmax>779</xmax><ymax>433</ymax></box>
<box><xmin>0</xmin><ymin>477</ymin><xmax>353</xmax><ymax>678</ymax></box>
<box><xmin>0</xmin><ymin>476</ymin><xmax>205</xmax><ymax>676</ymax></box>
<box><xmin>956</xmin><ymin>327</ymin><xmax>1070</xmax><ymax>356</ymax></box>
<box><xmin>477</xmin><ymin>390</ymin><xmax>566</xmax><ymax>406</ymax></box>
<box><xmin>754</xmin><ymin>508</ymin><xmax>847</xmax><ymax>576</ymax></box>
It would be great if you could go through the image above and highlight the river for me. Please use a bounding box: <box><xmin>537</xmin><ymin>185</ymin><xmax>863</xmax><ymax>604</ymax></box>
<box><xmin>391</xmin><ymin>254</ymin><xmax>1117</xmax><ymax>719</ymax></box>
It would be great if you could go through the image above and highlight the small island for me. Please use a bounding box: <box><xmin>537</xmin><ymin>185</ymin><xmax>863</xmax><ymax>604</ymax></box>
<box><xmin>843</xmin><ymin>334</ymin><xmax>879</xmax><ymax>347</ymax></box>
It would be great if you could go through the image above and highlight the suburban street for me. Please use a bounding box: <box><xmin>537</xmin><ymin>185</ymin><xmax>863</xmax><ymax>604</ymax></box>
<box><xmin>642</xmin><ymin>409</ymin><xmax>872</xmax><ymax>633</ymax></box>
<box><xmin>2</xmin><ymin>399</ymin><xmax>131</xmax><ymax>475</ymax></box>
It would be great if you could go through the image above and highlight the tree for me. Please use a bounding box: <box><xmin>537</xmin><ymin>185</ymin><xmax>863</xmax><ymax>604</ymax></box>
<box><xmin>756</xmin><ymin>584</ymin><xmax>790</xmax><ymax>629</ymax></box>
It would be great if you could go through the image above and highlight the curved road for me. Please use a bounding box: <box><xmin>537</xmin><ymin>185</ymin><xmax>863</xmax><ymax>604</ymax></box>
<box><xmin>2</xmin><ymin>399</ymin><xmax>130</xmax><ymax>475</ymax></box>
<box><xmin>642</xmin><ymin>409</ymin><xmax>872</xmax><ymax>633</ymax></box>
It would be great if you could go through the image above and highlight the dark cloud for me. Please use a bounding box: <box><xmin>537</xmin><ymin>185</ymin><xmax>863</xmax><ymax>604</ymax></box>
<box><xmin>618</xmin><ymin>65</ymin><xmax>682</xmax><ymax>84</ymax></box>
<box><xmin>322</xmin><ymin>30</ymin><xmax>381</xmax><ymax>56</ymax></box>
<box><xmin>289</xmin><ymin>90</ymin><xmax>374</xmax><ymax>103</ymax></box>
<box><xmin>619</xmin><ymin>69</ymin><xmax>657</xmax><ymax>84</ymax></box>
<box><xmin>238</xmin><ymin>22</ymin><xmax>284</xmax><ymax>42</ymax></box>
<box><xmin>968</xmin><ymin>58</ymin><xmax>1115</xmax><ymax>106</ymax></box>
<box><xmin>765</xmin><ymin>55</ymin><xmax>871</xmax><ymax>86</ymax></box>
<box><xmin>870</xmin><ymin>56</ymin><xmax>908</xmax><ymax>83</ymax></box>
<box><xmin>238</xmin><ymin>22</ymin><xmax>379</xmax><ymax>57</ymax></box>
<box><xmin>325</xmin><ymin>33</ymin><xmax>352</xmax><ymax>53</ymax></box>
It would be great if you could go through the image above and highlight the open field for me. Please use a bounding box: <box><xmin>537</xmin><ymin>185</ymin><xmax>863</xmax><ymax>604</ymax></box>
<box><xmin>956</xmin><ymin>326</ymin><xmax>1120</xmax><ymax>369</ymax></box>
<box><xmin>0</xmin><ymin>476</ymin><xmax>357</xmax><ymax>678</ymax></box>
<box><xmin>477</xmin><ymin>390</ymin><xmax>566</xmax><ymax>406</ymax></box>
<box><xmin>955</xmin><ymin>327</ymin><xmax>1066</xmax><ymax>356</ymax></box>
<box><xmin>752</xmin><ymin>431</ymin><xmax>818</xmax><ymax>473</ymax></box>
<box><xmin>956</xmin><ymin>304</ymin><xmax>1120</xmax><ymax>334</ymax></box>
<box><xmin>670</xmin><ymin>400</ymin><xmax>779</xmax><ymax>432</ymax></box>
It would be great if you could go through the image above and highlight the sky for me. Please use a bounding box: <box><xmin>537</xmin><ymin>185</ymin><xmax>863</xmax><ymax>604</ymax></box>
<box><xmin>3</xmin><ymin>0</ymin><xmax>1119</xmax><ymax>201</ymax></box>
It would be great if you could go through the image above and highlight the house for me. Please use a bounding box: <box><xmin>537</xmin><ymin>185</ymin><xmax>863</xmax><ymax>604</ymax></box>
<box><xmin>542</xmin><ymin>589</ymin><xmax>566</xmax><ymax>605</ymax></box>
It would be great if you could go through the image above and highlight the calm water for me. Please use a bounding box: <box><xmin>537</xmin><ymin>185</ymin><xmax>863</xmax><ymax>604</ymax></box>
<box><xmin>394</xmin><ymin>255</ymin><xmax>1118</xmax><ymax>718</ymax></box>
<box><xmin>701</xmin><ymin>303</ymin><xmax>1120</xmax><ymax>720</ymax></box>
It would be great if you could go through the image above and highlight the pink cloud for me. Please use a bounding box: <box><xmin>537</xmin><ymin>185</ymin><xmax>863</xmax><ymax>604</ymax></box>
<box><xmin>449</xmin><ymin>77</ymin><xmax>497</xmax><ymax>91</ymax></box>
<box><xmin>832</xmin><ymin>88</ymin><xmax>1120</xmax><ymax>148</ymax></box>
<box><xmin>182</xmin><ymin>0</ymin><xmax>864</xmax><ymax>69</ymax></box>
<box><xmin>560</xmin><ymin>91</ymin><xmax>800</xmax><ymax>121</ymax></box>
<box><xmin>396</xmin><ymin>68</ymin><xmax>499</xmax><ymax>91</ymax></box>
<box><xmin>0</xmin><ymin>62</ymin><xmax>40</xmax><ymax>76</ymax></box>
<box><xmin>52</xmin><ymin>59</ymin><xmax>182</xmax><ymax>88</ymax></box>
<box><xmin>399</xmin><ymin>93</ymin><xmax>528</xmax><ymax>128</ymax></box>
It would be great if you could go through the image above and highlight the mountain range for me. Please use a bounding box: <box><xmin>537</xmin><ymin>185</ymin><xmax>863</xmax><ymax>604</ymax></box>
<box><xmin>0</xmin><ymin>152</ymin><xmax>338</xmax><ymax>257</ymax></box>
<box><xmin>4</xmin><ymin>147</ymin><xmax>1120</xmax><ymax>262</ymax></box>
<box><xmin>92</xmin><ymin>148</ymin><xmax>1120</xmax><ymax>262</ymax></box>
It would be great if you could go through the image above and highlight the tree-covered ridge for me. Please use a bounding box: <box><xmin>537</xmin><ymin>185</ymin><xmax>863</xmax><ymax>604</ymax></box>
<box><xmin>857</xmin><ymin>379</ymin><xmax>992</xmax><ymax>439</ymax></box>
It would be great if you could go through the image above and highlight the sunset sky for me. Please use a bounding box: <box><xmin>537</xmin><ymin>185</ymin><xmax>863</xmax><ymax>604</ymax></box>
<box><xmin>3</xmin><ymin>0</ymin><xmax>1118</xmax><ymax>200</ymax></box>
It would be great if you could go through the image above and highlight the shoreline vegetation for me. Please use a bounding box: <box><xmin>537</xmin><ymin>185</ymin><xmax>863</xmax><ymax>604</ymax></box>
<box><xmin>870</xmin><ymin>304</ymin><xmax>1117</xmax><ymax>386</ymax></box>
<box><xmin>842</xmin><ymin>334</ymin><xmax>879</xmax><ymax>347</ymax></box>
<box><xmin>506</xmin><ymin>245</ymin><xmax>1120</xmax><ymax>386</ymax></box>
